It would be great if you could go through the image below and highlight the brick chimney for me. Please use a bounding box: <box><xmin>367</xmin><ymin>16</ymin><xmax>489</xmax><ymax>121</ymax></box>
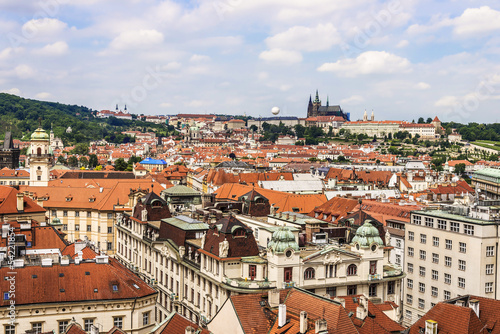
<box><xmin>16</xmin><ymin>193</ymin><xmax>24</xmax><ymax>212</ymax></box>
<box><xmin>300</xmin><ymin>311</ymin><xmax>308</xmax><ymax>334</ymax></box>
<box><xmin>424</xmin><ymin>320</ymin><xmax>438</xmax><ymax>334</ymax></box>
<box><xmin>185</xmin><ymin>326</ymin><xmax>195</xmax><ymax>334</ymax></box>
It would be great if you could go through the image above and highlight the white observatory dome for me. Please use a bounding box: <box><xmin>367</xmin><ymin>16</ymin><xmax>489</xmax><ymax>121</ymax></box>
<box><xmin>271</xmin><ymin>107</ymin><xmax>280</xmax><ymax>115</ymax></box>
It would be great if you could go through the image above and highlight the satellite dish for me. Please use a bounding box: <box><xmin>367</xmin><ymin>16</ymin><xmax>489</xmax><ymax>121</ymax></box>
<box><xmin>271</xmin><ymin>106</ymin><xmax>280</xmax><ymax>115</ymax></box>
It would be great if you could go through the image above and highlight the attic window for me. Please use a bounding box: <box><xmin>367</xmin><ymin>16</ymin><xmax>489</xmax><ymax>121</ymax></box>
<box><xmin>94</xmin><ymin>288</ymin><xmax>98</xmax><ymax>293</ymax></box>
<box><xmin>32</xmin><ymin>275</ymin><xmax>37</xmax><ymax>279</ymax></box>
<box><xmin>133</xmin><ymin>283</ymin><xmax>140</xmax><ymax>289</ymax></box>
<box><xmin>234</xmin><ymin>228</ymin><xmax>245</xmax><ymax>237</ymax></box>
<box><xmin>112</xmin><ymin>285</ymin><xmax>118</xmax><ymax>291</ymax></box>
<box><xmin>59</xmin><ymin>273</ymin><xmax>64</xmax><ymax>277</ymax></box>
<box><xmin>292</xmin><ymin>207</ymin><xmax>300</xmax><ymax>213</ymax></box>
<box><xmin>232</xmin><ymin>195</ymin><xmax>236</xmax><ymax>198</ymax></box>
<box><xmin>65</xmin><ymin>196</ymin><xmax>72</xmax><ymax>202</ymax></box>
<box><xmin>89</xmin><ymin>197</ymin><xmax>95</xmax><ymax>202</ymax></box>
<box><xmin>60</xmin><ymin>289</ymin><xmax>65</xmax><ymax>293</ymax></box>
<box><xmin>85</xmin><ymin>272</ymin><xmax>90</xmax><ymax>276</ymax></box>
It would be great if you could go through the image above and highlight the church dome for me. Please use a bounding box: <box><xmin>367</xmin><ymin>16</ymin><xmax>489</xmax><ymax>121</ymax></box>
<box><xmin>31</xmin><ymin>127</ymin><xmax>49</xmax><ymax>141</ymax></box>
<box><xmin>268</xmin><ymin>227</ymin><xmax>299</xmax><ymax>253</ymax></box>
<box><xmin>351</xmin><ymin>220</ymin><xmax>383</xmax><ymax>248</ymax></box>
<box><xmin>51</xmin><ymin>217</ymin><xmax>61</xmax><ymax>225</ymax></box>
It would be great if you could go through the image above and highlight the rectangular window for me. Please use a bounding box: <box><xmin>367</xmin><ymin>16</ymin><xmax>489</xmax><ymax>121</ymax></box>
<box><xmin>369</xmin><ymin>284</ymin><xmax>377</xmax><ymax>297</ymax></box>
<box><xmin>408</xmin><ymin>231</ymin><xmax>414</xmax><ymax>241</ymax></box>
<box><xmin>432</xmin><ymin>270</ymin><xmax>438</xmax><ymax>280</ymax></box>
<box><xmin>419</xmin><ymin>266</ymin><xmax>426</xmax><ymax>277</ymax></box>
<box><xmin>486</xmin><ymin>282</ymin><xmax>493</xmax><ymax>293</ymax></box>
<box><xmin>432</xmin><ymin>253</ymin><xmax>439</xmax><ymax>264</ymax></box>
<box><xmin>75</xmin><ymin>211</ymin><xmax>80</xmax><ymax>217</ymax></box>
<box><xmin>459</xmin><ymin>260</ymin><xmax>466</xmax><ymax>271</ymax></box>
<box><xmin>444</xmin><ymin>290</ymin><xmax>451</xmax><ymax>300</ymax></box>
<box><xmin>75</xmin><ymin>224</ymin><xmax>80</xmax><ymax>231</ymax></box>
<box><xmin>406</xmin><ymin>294</ymin><xmax>413</xmax><ymax>304</ymax></box>
<box><xmin>406</xmin><ymin>310</ymin><xmax>412</xmax><ymax>319</ymax></box>
<box><xmin>32</xmin><ymin>323</ymin><xmax>43</xmax><ymax>334</ymax></box>
<box><xmin>431</xmin><ymin>286</ymin><xmax>438</xmax><ymax>297</ymax></box>
<box><xmin>458</xmin><ymin>277</ymin><xmax>465</xmax><ymax>289</ymax></box>
<box><xmin>407</xmin><ymin>279</ymin><xmax>413</xmax><ymax>289</ymax></box>
<box><xmin>327</xmin><ymin>287</ymin><xmax>336</xmax><ymax>297</ymax></box>
<box><xmin>407</xmin><ymin>263</ymin><xmax>413</xmax><ymax>273</ymax></box>
<box><xmin>87</xmin><ymin>225</ymin><xmax>91</xmax><ymax>232</ymax></box>
<box><xmin>445</xmin><ymin>273</ymin><xmax>451</xmax><ymax>284</ymax></box>
<box><xmin>464</xmin><ymin>224</ymin><xmax>474</xmax><ymax>235</ymax></box>
<box><xmin>418</xmin><ymin>298</ymin><xmax>425</xmax><ymax>309</ymax></box>
<box><xmin>437</xmin><ymin>219</ymin><xmax>447</xmax><ymax>230</ymax></box>
<box><xmin>113</xmin><ymin>317</ymin><xmax>123</xmax><ymax>329</ymax></box>
<box><xmin>107</xmin><ymin>242</ymin><xmax>112</xmax><ymax>251</ymax></box>
<box><xmin>59</xmin><ymin>321</ymin><xmax>69</xmax><ymax>334</ymax></box>
<box><xmin>445</xmin><ymin>256</ymin><xmax>452</xmax><ymax>267</ymax></box>
<box><xmin>143</xmin><ymin>312</ymin><xmax>150</xmax><ymax>325</ymax></box>
<box><xmin>6</xmin><ymin>326</ymin><xmax>15</xmax><ymax>334</ymax></box>
<box><xmin>450</xmin><ymin>222</ymin><xmax>459</xmax><ymax>232</ymax></box>
<box><xmin>87</xmin><ymin>211</ymin><xmax>91</xmax><ymax>218</ymax></box>
<box><xmin>347</xmin><ymin>285</ymin><xmax>357</xmax><ymax>295</ymax></box>
<box><xmin>396</xmin><ymin>239</ymin><xmax>402</xmax><ymax>248</ymax></box>
<box><xmin>419</xmin><ymin>282</ymin><xmax>425</xmax><ymax>293</ymax></box>
<box><xmin>420</xmin><ymin>234</ymin><xmax>426</xmax><ymax>244</ymax></box>
<box><xmin>420</xmin><ymin>250</ymin><xmax>426</xmax><ymax>260</ymax></box>
<box><xmin>369</xmin><ymin>261</ymin><xmax>377</xmax><ymax>275</ymax></box>
<box><xmin>107</xmin><ymin>213</ymin><xmax>113</xmax><ymax>219</ymax></box>
<box><xmin>63</xmin><ymin>210</ymin><xmax>68</xmax><ymax>217</ymax></box>
<box><xmin>52</xmin><ymin>210</ymin><xmax>57</xmax><ymax>217</ymax></box>
<box><xmin>388</xmin><ymin>281</ymin><xmax>395</xmax><ymax>295</ymax></box>
<box><xmin>408</xmin><ymin>247</ymin><xmax>414</xmax><ymax>257</ymax></box>
<box><xmin>487</xmin><ymin>246</ymin><xmax>495</xmax><ymax>257</ymax></box>
<box><xmin>459</xmin><ymin>242</ymin><xmax>466</xmax><ymax>253</ymax></box>
<box><xmin>108</xmin><ymin>227</ymin><xmax>112</xmax><ymax>234</ymax></box>
<box><xmin>432</xmin><ymin>237</ymin><xmax>439</xmax><ymax>247</ymax></box>
<box><xmin>396</xmin><ymin>254</ymin><xmax>401</xmax><ymax>265</ymax></box>
<box><xmin>413</xmin><ymin>216</ymin><xmax>421</xmax><ymax>225</ymax></box>
<box><xmin>84</xmin><ymin>319</ymin><xmax>94</xmax><ymax>331</ymax></box>
<box><xmin>445</xmin><ymin>239</ymin><xmax>452</xmax><ymax>250</ymax></box>
<box><xmin>425</xmin><ymin>217</ymin><xmax>434</xmax><ymax>227</ymax></box>
<box><xmin>486</xmin><ymin>264</ymin><xmax>494</xmax><ymax>275</ymax></box>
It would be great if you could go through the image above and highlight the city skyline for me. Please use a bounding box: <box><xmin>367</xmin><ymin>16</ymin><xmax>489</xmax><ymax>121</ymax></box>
<box><xmin>1</xmin><ymin>0</ymin><xmax>500</xmax><ymax>122</ymax></box>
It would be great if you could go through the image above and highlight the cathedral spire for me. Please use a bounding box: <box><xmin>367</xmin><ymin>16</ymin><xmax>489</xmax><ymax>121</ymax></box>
<box><xmin>326</xmin><ymin>95</ymin><xmax>329</xmax><ymax>107</ymax></box>
<box><xmin>313</xmin><ymin>90</ymin><xmax>320</xmax><ymax>103</ymax></box>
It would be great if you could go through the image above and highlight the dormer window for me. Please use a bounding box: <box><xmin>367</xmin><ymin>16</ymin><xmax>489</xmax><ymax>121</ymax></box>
<box><xmin>234</xmin><ymin>228</ymin><xmax>245</xmax><ymax>237</ymax></box>
<box><xmin>89</xmin><ymin>196</ymin><xmax>96</xmax><ymax>202</ymax></box>
<box><xmin>65</xmin><ymin>197</ymin><xmax>72</xmax><ymax>202</ymax></box>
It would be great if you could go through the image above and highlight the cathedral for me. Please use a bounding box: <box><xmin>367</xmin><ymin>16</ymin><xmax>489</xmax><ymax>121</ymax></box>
<box><xmin>307</xmin><ymin>90</ymin><xmax>350</xmax><ymax>120</ymax></box>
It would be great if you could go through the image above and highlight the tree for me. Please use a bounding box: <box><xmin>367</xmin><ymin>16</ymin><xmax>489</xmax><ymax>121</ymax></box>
<box><xmin>79</xmin><ymin>156</ymin><xmax>89</xmax><ymax>168</ymax></box>
<box><xmin>249</xmin><ymin>125</ymin><xmax>258</xmax><ymax>132</ymax></box>
<box><xmin>114</xmin><ymin>158</ymin><xmax>128</xmax><ymax>171</ymax></box>
<box><xmin>426</xmin><ymin>117</ymin><xmax>433</xmax><ymax>124</ymax></box>
<box><xmin>418</xmin><ymin>117</ymin><xmax>425</xmax><ymax>124</ymax></box>
<box><xmin>454</xmin><ymin>163</ymin><xmax>466</xmax><ymax>175</ymax></box>
<box><xmin>88</xmin><ymin>154</ymin><xmax>98</xmax><ymax>168</ymax></box>
<box><xmin>68</xmin><ymin>156</ymin><xmax>78</xmax><ymax>167</ymax></box>
<box><xmin>57</xmin><ymin>156</ymin><xmax>67</xmax><ymax>165</ymax></box>
<box><xmin>229</xmin><ymin>152</ymin><xmax>236</xmax><ymax>160</ymax></box>
<box><xmin>71</xmin><ymin>143</ymin><xmax>89</xmax><ymax>155</ymax></box>
<box><xmin>294</xmin><ymin>124</ymin><xmax>305</xmax><ymax>138</ymax></box>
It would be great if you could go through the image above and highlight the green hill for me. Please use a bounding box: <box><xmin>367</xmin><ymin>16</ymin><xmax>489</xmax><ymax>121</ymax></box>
<box><xmin>0</xmin><ymin>93</ymin><xmax>167</xmax><ymax>145</ymax></box>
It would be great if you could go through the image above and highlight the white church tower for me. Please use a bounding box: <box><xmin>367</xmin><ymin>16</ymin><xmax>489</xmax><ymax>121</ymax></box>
<box><xmin>28</xmin><ymin>126</ymin><xmax>53</xmax><ymax>186</ymax></box>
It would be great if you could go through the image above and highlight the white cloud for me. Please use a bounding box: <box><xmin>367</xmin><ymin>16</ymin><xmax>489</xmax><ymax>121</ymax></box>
<box><xmin>265</xmin><ymin>23</ymin><xmax>340</xmax><ymax>52</ymax></box>
<box><xmin>14</xmin><ymin>64</ymin><xmax>36</xmax><ymax>79</ymax></box>
<box><xmin>34</xmin><ymin>41</ymin><xmax>69</xmax><ymax>56</ymax></box>
<box><xmin>21</xmin><ymin>18</ymin><xmax>68</xmax><ymax>41</ymax></box>
<box><xmin>317</xmin><ymin>51</ymin><xmax>411</xmax><ymax>77</ymax></box>
<box><xmin>185</xmin><ymin>100</ymin><xmax>213</xmax><ymax>108</ymax></box>
<box><xmin>341</xmin><ymin>95</ymin><xmax>365</xmax><ymax>104</ymax></box>
<box><xmin>453</xmin><ymin>6</ymin><xmax>500</xmax><ymax>37</ymax></box>
<box><xmin>162</xmin><ymin>62</ymin><xmax>182</xmax><ymax>71</ymax></box>
<box><xmin>110</xmin><ymin>29</ymin><xmax>164</xmax><ymax>50</ymax></box>
<box><xmin>435</xmin><ymin>95</ymin><xmax>459</xmax><ymax>107</ymax></box>
<box><xmin>1</xmin><ymin>88</ymin><xmax>21</xmax><ymax>96</ymax></box>
<box><xmin>415</xmin><ymin>82</ymin><xmax>431</xmax><ymax>90</ymax></box>
<box><xmin>259</xmin><ymin>48</ymin><xmax>302</xmax><ymax>64</ymax></box>
<box><xmin>258</xmin><ymin>72</ymin><xmax>269</xmax><ymax>80</ymax></box>
<box><xmin>159</xmin><ymin>102</ymin><xmax>173</xmax><ymax>108</ymax></box>
<box><xmin>190</xmin><ymin>54</ymin><xmax>210</xmax><ymax>62</ymax></box>
<box><xmin>35</xmin><ymin>92</ymin><xmax>53</xmax><ymax>99</ymax></box>
<box><xmin>396</xmin><ymin>40</ymin><xmax>409</xmax><ymax>48</ymax></box>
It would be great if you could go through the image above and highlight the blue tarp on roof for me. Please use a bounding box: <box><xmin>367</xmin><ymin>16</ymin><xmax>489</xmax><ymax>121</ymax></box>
<box><xmin>140</xmin><ymin>157</ymin><xmax>167</xmax><ymax>165</ymax></box>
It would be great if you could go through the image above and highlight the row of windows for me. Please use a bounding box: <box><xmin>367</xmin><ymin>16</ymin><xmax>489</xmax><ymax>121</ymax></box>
<box><xmin>52</xmin><ymin>210</ymin><xmax>114</xmax><ymax>219</ymax></box>
<box><xmin>407</xmin><ymin>256</ymin><xmax>467</xmax><ymax>271</ymax></box>
<box><xmin>412</xmin><ymin>215</ymin><xmax>475</xmax><ymax>235</ymax></box>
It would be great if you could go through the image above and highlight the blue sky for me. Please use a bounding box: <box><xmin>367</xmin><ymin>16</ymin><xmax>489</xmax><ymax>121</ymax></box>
<box><xmin>1</xmin><ymin>0</ymin><xmax>500</xmax><ymax>123</ymax></box>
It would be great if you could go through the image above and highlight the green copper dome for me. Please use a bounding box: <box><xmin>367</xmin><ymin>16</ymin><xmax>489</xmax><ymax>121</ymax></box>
<box><xmin>51</xmin><ymin>217</ymin><xmax>61</xmax><ymax>225</ymax></box>
<box><xmin>268</xmin><ymin>227</ymin><xmax>299</xmax><ymax>253</ymax></box>
<box><xmin>351</xmin><ymin>220</ymin><xmax>383</xmax><ymax>248</ymax></box>
<box><xmin>31</xmin><ymin>127</ymin><xmax>49</xmax><ymax>141</ymax></box>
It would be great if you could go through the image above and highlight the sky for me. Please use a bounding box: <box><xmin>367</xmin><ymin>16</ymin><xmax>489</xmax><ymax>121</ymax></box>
<box><xmin>1</xmin><ymin>0</ymin><xmax>500</xmax><ymax>123</ymax></box>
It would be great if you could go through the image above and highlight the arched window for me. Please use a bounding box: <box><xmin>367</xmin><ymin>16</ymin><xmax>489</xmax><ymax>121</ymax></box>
<box><xmin>347</xmin><ymin>264</ymin><xmax>357</xmax><ymax>276</ymax></box>
<box><xmin>234</xmin><ymin>228</ymin><xmax>245</xmax><ymax>237</ymax></box>
<box><xmin>304</xmin><ymin>267</ymin><xmax>315</xmax><ymax>280</ymax></box>
<box><xmin>37</xmin><ymin>147</ymin><xmax>42</xmax><ymax>156</ymax></box>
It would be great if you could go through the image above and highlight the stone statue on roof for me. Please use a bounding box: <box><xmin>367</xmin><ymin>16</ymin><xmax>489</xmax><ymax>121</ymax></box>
<box><xmin>219</xmin><ymin>238</ymin><xmax>229</xmax><ymax>258</ymax></box>
<box><xmin>385</xmin><ymin>229</ymin><xmax>391</xmax><ymax>246</ymax></box>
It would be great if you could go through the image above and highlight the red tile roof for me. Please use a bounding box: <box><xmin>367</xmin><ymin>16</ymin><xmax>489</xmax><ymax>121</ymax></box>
<box><xmin>153</xmin><ymin>312</ymin><xmax>211</xmax><ymax>334</ymax></box>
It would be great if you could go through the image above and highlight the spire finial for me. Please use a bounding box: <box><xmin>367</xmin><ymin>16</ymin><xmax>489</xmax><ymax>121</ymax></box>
<box><xmin>326</xmin><ymin>95</ymin><xmax>329</xmax><ymax>107</ymax></box>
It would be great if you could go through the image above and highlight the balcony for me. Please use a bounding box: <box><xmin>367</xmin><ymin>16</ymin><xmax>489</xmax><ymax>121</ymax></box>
<box><xmin>383</xmin><ymin>264</ymin><xmax>403</xmax><ymax>278</ymax></box>
<box><xmin>368</xmin><ymin>274</ymin><xmax>381</xmax><ymax>281</ymax></box>
<box><xmin>282</xmin><ymin>281</ymin><xmax>295</xmax><ymax>289</ymax></box>
<box><xmin>223</xmin><ymin>276</ymin><xmax>276</xmax><ymax>290</ymax></box>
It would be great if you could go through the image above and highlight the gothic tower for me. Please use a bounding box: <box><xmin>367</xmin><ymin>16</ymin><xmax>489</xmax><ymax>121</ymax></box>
<box><xmin>312</xmin><ymin>90</ymin><xmax>321</xmax><ymax>114</ymax></box>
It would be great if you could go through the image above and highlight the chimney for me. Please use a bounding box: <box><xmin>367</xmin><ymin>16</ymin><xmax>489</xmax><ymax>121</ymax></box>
<box><xmin>75</xmin><ymin>241</ymin><xmax>86</xmax><ymax>254</ymax></box>
<box><xmin>333</xmin><ymin>297</ymin><xmax>345</xmax><ymax>308</ymax></box>
<box><xmin>16</xmin><ymin>193</ymin><xmax>24</xmax><ymax>212</ymax></box>
<box><xmin>315</xmin><ymin>319</ymin><xmax>327</xmax><ymax>333</ymax></box>
<box><xmin>300</xmin><ymin>311</ymin><xmax>308</xmax><ymax>334</ymax></box>
<box><xmin>469</xmin><ymin>299</ymin><xmax>480</xmax><ymax>318</ymax></box>
<box><xmin>185</xmin><ymin>326</ymin><xmax>195</xmax><ymax>334</ymax></box>
<box><xmin>424</xmin><ymin>320</ymin><xmax>438</xmax><ymax>334</ymax></box>
<box><xmin>278</xmin><ymin>304</ymin><xmax>286</xmax><ymax>327</ymax></box>
<box><xmin>268</xmin><ymin>289</ymin><xmax>280</xmax><ymax>308</ymax></box>
<box><xmin>293</xmin><ymin>214</ymin><xmax>297</xmax><ymax>222</ymax></box>
<box><xmin>285</xmin><ymin>213</ymin><xmax>289</xmax><ymax>220</ymax></box>
<box><xmin>356</xmin><ymin>295</ymin><xmax>368</xmax><ymax>320</ymax></box>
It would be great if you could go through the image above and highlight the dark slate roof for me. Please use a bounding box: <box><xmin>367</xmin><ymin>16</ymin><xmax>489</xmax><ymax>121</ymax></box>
<box><xmin>318</xmin><ymin>105</ymin><xmax>342</xmax><ymax>112</ymax></box>
<box><xmin>216</xmin><ymin>160</ymin><xmax>253</xmax><ymax>169</ymax></box>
